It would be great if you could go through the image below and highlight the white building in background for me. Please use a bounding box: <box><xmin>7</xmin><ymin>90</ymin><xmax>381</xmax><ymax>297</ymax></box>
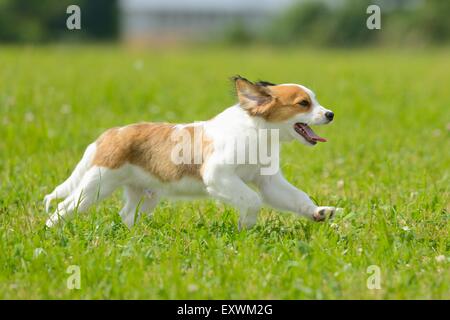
<box><xmin>118</xmin><ymin>0</ymin><xmax>296</xmax><ymax>43</ymax></box>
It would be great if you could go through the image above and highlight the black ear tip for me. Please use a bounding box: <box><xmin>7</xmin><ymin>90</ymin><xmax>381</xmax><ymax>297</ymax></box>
<box><xmin>231</xmin><ymin>75</ymin><xmax>251</xmax><ymax>83</ymax></box>
<box><xmin>255</xmin><ymin>80</ymin><xmax>276</xmax><ymax>87</ymax></box>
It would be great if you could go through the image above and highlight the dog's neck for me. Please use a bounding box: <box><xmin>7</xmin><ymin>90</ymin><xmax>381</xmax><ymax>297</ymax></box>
<box><xmin>206</xmin><ymin>104</ymin><xmax>292</xmax><ymax>143</ymax></box>
<box><xmin>208</xmin><ymin>104</ymin><xmax>268</xmax><ymax>131</ymax></box>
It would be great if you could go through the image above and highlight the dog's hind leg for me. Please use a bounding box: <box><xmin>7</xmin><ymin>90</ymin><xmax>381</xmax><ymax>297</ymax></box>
<box><xmin>44</xmin><ymin>143</ymin><xmax>96</xmax><ymax>213</ymax></box>
<box><xmin>45</xmin><ymin>166</ymin><xmax>122</xmax><ymax>227</ymax></box>
<box><xmin>119</xmin><ymin>186</ymin><xmax>160</xmax><ymax>228</ymax></box>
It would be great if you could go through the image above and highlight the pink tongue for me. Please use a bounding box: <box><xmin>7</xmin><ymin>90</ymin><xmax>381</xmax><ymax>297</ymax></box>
<box><xmin>303</xmin><ymin>125</ymin><xmax>327</xmax><ymax>142</ymax></box>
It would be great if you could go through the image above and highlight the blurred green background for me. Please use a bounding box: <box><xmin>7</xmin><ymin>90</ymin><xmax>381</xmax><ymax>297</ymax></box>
<box><xmin>0</xmin><ymin>0</ymin><xmax>449</xmax><ymax>299</ymax></box>
<box><xmin>0</xmin><ymin>0</ymin><xmax>449</xmax><ymax>47</ymax></box>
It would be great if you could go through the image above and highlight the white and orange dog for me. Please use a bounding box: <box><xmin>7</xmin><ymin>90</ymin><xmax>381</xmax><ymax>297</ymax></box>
<box><xmin>44</xmin><ymin>76</ymin><xmax>338</xmax><ymax>229</ymax></box>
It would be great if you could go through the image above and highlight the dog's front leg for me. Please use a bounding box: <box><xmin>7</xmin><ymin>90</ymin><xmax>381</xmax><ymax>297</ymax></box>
<box><xmin>256</xmin><ymin>171</ymin><xmax>336</xmax><ymax>221</ymax></box>
<box><xmin>204</xmin><ymin>167</ymin><xmax>262</xmax><ymax>230</ymax></box>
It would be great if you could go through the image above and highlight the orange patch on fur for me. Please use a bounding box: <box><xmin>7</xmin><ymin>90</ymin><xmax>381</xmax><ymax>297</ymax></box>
<box><xmin>251</xmin><ymin>85</ymin><xmax>312</xmax><ymax>122</ymax></box>
<box><xmin>92</xmin><ymin>123</ymin><xmax>213</xmax><ymax>182</ymax></box>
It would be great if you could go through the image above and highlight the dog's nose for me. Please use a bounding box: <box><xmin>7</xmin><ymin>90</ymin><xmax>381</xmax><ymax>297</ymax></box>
<box><xmin>325</xmin><ymin>111</ymin><xmax>334</xmax><ymax>121</ymax></box>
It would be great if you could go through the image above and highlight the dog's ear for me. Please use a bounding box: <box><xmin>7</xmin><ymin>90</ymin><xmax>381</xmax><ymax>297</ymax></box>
<box><xmin>232</xmin><ymin>75</ymin><xmax>273</xmax><ymax>109</ymax></box>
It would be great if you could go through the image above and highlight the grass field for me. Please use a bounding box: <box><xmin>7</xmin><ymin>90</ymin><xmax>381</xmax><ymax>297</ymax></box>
<box><xmin>0</xmin><ymin>46</ymin><xmax>449</xmax><ymax>299</ymax></box>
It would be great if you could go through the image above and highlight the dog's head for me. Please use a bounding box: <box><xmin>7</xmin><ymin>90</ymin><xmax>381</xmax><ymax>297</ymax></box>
<box><xmin>233</xmin><ymin>76</ymin><xmax>334</xmax><ymax>146</ymax></box>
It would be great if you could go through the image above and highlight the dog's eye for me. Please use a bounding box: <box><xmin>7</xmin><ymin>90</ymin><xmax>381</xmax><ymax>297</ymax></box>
<box><xmin>298</xmin><ymin>100</ymin><xmax>309</xmax><ymax>107</ymax></box>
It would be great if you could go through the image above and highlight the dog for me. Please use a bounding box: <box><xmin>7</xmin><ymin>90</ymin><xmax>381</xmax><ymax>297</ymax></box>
<box><xmin>44</xmin><ymin>76</ymin><xmax>338</xmax><ymax>229</ymax></box>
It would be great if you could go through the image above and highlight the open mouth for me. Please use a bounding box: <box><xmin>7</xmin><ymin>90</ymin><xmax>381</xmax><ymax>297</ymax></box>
<box><xmin>294</xmin><ymin>123</ymin><xmax>327</xmax><ymax>145</ymax></box>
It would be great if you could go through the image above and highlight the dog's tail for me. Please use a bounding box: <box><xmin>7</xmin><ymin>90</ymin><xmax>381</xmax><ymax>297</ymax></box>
<box><xmin>44</xmin><ymin>143</ymin><xmax>96</xmax><ymax>213</ymax></box>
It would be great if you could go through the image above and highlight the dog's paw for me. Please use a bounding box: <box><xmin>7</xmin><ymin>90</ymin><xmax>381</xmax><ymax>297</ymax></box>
<box><xmin>43</xmin><ymin>194</ymin><xmax>55</xmax><ymax>213</ymax></box>
<box><xmin>313</xmin><ymin>206</ymin><xmax>339</xmax><ymax>222</ymax></box>
<box><xmin>238</xmin><ymin>217</ymin><xmax>257</xmax><ymax>231</ymax></box>
<box><xmin>45</xmin><ymin>218</ymin><xmax>55</xmax><ymax>228</ymax></box>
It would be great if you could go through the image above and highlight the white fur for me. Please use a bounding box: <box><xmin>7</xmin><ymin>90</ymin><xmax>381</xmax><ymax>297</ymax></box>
<box><xmin>44</xmin><ymin>143</ymin><xmax>96</xmax><ymax>212</ymax></box>
<box><xmin>44</xmin><ymin>84</ymin><xmax>337</xmax><ymax>229</ymax></box>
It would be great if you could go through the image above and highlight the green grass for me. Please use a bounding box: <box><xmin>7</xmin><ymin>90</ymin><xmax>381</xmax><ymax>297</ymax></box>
<box><xmin>0</xmin><ymin>45</ymin><xmax>449</xmax><ymax>299</ymax></box>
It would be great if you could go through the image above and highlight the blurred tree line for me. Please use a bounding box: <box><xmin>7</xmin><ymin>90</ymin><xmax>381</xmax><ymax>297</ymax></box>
<box><xmin>0</xmin><ymin>0</ymin><xmax>117</xmax><ymax>42</ymax></box>
<box><xmin>232</xmin><ymin>0</ymin><xmax>450</xmax><ymax>47</ymax></box>
<box><xmin>0</xmin><ymin>0</ymin><xmax>448</xmax><ymax>46</ymax></box>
